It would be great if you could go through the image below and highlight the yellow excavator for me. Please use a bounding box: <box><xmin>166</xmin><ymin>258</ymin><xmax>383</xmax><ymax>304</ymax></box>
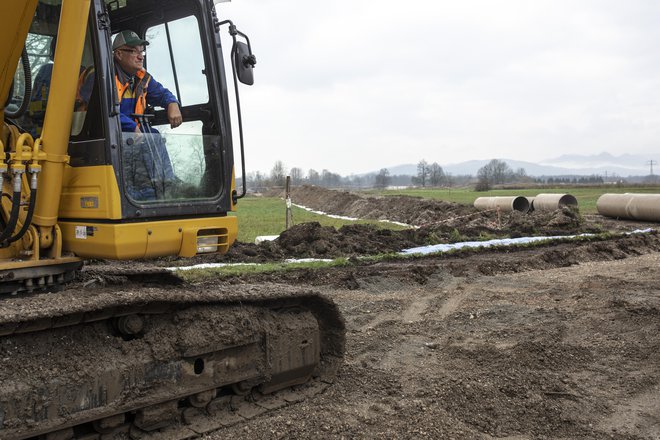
<box><xmin>0</xmin><ymin>1</ymin><xmax>344</xmax><ymax>438</ymax></box>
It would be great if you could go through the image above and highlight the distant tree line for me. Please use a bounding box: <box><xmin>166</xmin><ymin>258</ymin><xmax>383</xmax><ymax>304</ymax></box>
<box><xmin>240</xmin><ymin>158</ymin><xmax>630</xmax><ymax>192</ymax></box>
<box><xmin>243</xmin><ymin>161</ymin><xmax>386</xmax><ymax>191</ymax></box>
<box><xmin>412</xmin><ymin>160</ymin><xmax>451</xmax><ymax>187</ymax></box>
<box><xmin>534</xmin><ymin>175</ymin><xmax>604</xmax><ymax>185</ymax></box>
<box><xmin>474</xmin><ymin>159</ymin><xmax>532</xmax><ymax>191</ymax></box>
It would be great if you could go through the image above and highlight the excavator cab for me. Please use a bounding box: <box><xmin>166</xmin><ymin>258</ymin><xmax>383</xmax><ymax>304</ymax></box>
<box><xmin>1</xmin><ymin>0</ymin><xmax>256</xmax><ymax>291</ymax></box>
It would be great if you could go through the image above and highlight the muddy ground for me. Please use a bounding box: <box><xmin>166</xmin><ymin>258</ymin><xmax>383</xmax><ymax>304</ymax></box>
<box><xmin>79</xmin><ymin>187</ymin><xmax>659</xmax><ymax>438</ymax></box>
<box><xmin>193</xmin><ymin>232</ymin><xmax>660</xmax><ymax>440</ymax></box>
<box><xmin>202</xmin><ymin>187</ymin><xmax>659</xmax><ymax>439</ymax></box>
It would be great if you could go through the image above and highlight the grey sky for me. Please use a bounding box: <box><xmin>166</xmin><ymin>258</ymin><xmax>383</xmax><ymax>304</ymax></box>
<box><xmin>217</xmin><ymin>0</ymin><xmax>660</xmax><ymax>175</ymax></box>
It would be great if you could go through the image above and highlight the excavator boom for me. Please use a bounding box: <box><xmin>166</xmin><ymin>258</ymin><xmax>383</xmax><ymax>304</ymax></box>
<box><xmin>0</xmin><ymin>1</ymin><xmax>39</xmax><ymax>118</ymax></box>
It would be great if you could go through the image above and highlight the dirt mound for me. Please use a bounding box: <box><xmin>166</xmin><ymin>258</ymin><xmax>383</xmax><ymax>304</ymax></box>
<box><xmin>269</xmin><ymin>222</ymin><xmax>419</xmax><ymax>257</ymax></box>
<box><xmin>288</xmin><ymin>185</ymin><xmax>601</xmax><ymax>236</ymax></box>
<box><xmin>153</xmin><ymin>223</ymin><xmax>419</xmax><ymax>266</ymax></box>
<box><xmin>289</xmin><ymin>185</ymin><xmax>472</xmax><ymax>226</ymax></box>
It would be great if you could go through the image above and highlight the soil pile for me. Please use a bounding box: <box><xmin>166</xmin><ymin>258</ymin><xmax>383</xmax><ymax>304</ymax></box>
<box><xmin>159</xmin><ymin>209</ymin><xmax>592</xmax><ymax>266</ymax></box>
<box><xmin>288</xmin><ymin>185</ymin><xmax>473</xmax><ymax>226</ymax></box>
<box><xmin>145</xmin><ymin>187</ymin><xmax>656</xmax><ymax>267</ymax></box>
<box><xmin>289</xmin><ymin>185</ymin><xmax>598</xmax><ymax>235</ymax></box>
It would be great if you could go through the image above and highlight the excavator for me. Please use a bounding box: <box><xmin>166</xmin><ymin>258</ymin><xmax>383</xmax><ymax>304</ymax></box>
<box><xmin>0</xmin><ymin>0</ymin><xmax>344</xmax><ymax>438</ymax></box>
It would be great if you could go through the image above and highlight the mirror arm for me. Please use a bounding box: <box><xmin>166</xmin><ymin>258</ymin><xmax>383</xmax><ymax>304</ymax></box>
<box><xmin>216</xmin><ymin>19</ymin><xmax>250</xmax><ymax>200</ymax></box>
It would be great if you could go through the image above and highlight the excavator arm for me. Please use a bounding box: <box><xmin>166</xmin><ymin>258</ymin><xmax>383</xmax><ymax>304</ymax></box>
<box><xmin>0</xmin><ymin>1</ymin><xmax>39</xmax><ymax>120</ymax></box>
<box><xmin>0</xmin><ymin>0</ymin><xmax>90</xmax><ymax>292</ymax></box>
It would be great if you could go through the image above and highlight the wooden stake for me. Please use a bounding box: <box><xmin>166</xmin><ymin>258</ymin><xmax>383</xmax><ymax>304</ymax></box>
<box><xmin>285</xmin><ymin>176</ymin><xmax>292</xmax><ymax>229</ymax></box>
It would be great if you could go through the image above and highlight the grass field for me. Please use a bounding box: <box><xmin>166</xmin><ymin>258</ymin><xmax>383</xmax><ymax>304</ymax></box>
<box><xmin>230</xmin><ymin>197</ymin><xmax>406</xmax><ymax>243</ymax></box>
<box><xmin>232</xmin><ymin>185</ymin><xmax>660</xmax><ymax>242</ymax></box>
<box><xmin>363</xmin><ymin>185</ymin><xmax>660</xmax><ymax>214</ymax></box>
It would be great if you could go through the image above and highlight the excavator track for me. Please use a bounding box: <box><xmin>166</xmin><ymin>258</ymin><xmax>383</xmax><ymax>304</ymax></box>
<box><xmin>0</xmin><ymin>280</ymin><xmax>345</xmax><ymax>439</ymax></box>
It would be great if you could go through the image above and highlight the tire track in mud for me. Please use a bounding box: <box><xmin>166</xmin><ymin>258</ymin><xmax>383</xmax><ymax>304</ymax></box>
<box><xmin>351</xmin><ymin>275</ymin><xmax>463</xmax><ymax>333</ymax></box>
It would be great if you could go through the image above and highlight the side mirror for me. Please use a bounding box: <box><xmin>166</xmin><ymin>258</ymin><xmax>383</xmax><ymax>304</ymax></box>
<box><xmin>234</xmin><ymin>41</ymin><xmax>256</xmax><ymax>86</ymax></box>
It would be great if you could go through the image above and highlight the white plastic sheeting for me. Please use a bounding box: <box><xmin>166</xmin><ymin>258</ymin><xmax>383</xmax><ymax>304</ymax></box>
<box><xmin>255</xmin><ymin>235</ymin><xmax>279</xmax><ymax>243</ymax></box>
<box><xmin>399</xmin><ymin>228</ymin><xmax>653</xmax><ymax>256</ymax></box>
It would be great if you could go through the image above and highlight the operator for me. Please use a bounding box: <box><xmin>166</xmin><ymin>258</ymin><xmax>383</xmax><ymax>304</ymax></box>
<box><xmin>112</xmin><ymin>30</ymin><xmax>182</xmax><ymax>132</ymax></box>
<box><xmin>112</xmin><ymin>30</ymin><xmax>182</xmax><ymax>200</ymax></box>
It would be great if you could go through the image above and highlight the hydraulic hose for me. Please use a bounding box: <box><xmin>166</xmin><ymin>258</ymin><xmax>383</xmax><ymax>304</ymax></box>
<box><xmin>5</xmin><ymin>184</ymin><xmax>37</xmax><ymax>245</ymax></box>
<box><xmin>5</xmin><ymin>48</ymin><xmax>32</xmax><ymax>119</ymax></box>
<box><xmin>0</xmin><ymin>177</ymin><xmax>24</xmax><ymax>244</ymax></box>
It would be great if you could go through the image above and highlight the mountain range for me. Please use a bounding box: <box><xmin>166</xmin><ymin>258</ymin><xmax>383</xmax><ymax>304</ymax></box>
<box><xmin>383</xmin><ymin>152</ymin><xmax>659</xmax><ymax>177</ymax></box>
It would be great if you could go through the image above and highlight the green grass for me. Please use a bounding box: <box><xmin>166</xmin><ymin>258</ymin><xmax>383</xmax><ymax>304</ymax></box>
<box><xmin>362</xmin><ymin>185</ymin><xmax>660</xmax><ymax>214</ymax></box>
<box><xmin>230</xmin><ymin>197</ymin><xmax>407</xmax><ymax>243</ymax></box>
<box><xmin>175</xmin><ymin>258</ymin><xmax>350</xmax><ymax>282</ymax></box>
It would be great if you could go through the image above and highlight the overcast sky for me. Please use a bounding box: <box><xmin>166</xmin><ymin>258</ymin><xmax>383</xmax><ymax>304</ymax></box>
<box><xmin>216</xmin><ymin>0</ymin><xmax>660</xmax><ymax>176</ymax></box>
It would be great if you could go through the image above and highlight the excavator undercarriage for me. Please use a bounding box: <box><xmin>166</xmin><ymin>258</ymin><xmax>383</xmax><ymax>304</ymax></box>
<box><xmin>0</xmin><ymin>282</ymin><xmax>345</xmax><ymax>439</ymax></box>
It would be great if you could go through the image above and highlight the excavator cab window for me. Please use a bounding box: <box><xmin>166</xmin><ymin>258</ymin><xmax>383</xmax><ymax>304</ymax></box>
<box><xmin>109</xmin><ymin>0</ymin><xmax>225</xmax><ymax>205</ymax></box>
<box><xmin>7</xmin><ymin>0</ymin><xmax>104</xmax><ymax>166</ymax></box>
<box><xmin>5</xmin><ymin>0</ymin><xmax>63</xmax><ymax>136</ymax></box>
<box><xmin>67</xmin><ymin>24</ymin><xmax>106</xmax><ymax>166</ymax></box>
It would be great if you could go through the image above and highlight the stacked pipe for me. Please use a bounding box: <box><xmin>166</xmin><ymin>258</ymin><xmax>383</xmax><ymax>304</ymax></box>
<box><xmin>474</xmin><ymin>193</ymin><xmax>577</xmax><ymax>213</ymax></box>
<box><xmin>596</xmin><ymin>193</ymin><xmax>660</xmax><ymax>222</ymax></box>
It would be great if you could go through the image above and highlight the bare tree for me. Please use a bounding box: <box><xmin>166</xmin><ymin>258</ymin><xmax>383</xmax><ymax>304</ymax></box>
<box><xmin>307</xmin><ymin>169</ymin><xmax>320</xmax><ymax>185</ymax></box>
<box><xmin>475</xmin><ymin>170</ymin><xmax>491</xmax><ymax>191</ymax></box>
<box><xmin>289</xmin><ymin>167</ymin><xmax>304</xmax><ymax>182</ymax></box>
<box><xmin>416</xmin><ymin>160</ymin><xmax>429</xmax><ymax>187</ymax></box>
<box><xmin>428</xmin><ymin>162</ymin><xmax>445</xmax><ymax>186</ymax></box>
<box><xmin>477</xmin><ymin>159</ymin><xmax>514</xmax><ymax>187</ymax></box>
<box><xmin>270</xmin><ymin>160</ymin><xmax>287</xmax><ymax>187</ymax></box>
<box><xmin>374</xmin><ymin>168</ymin><xmax>391</xmax><ymax>189</ymax></box>
<box><xmin>321</xmin><ymin>169</ymin><xmax>341</xmax><ymax>187</ymax></box>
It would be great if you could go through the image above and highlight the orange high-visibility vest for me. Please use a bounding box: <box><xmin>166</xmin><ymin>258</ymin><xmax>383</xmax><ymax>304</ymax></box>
<box><xmin>115</xmin><ymin>69</ymin><xmax>152</xmax><ymax>122</ymax></box>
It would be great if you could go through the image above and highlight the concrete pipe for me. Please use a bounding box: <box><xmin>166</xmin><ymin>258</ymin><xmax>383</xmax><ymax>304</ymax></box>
<box><xmin>596</xmin><ymin>193</ymin><xmax>660</xmax><ymax>222</ymax></box>
<box><xmin>532</xmin><ymin>193</ymin><xmax>578</xmax><ymax>211</ymax></box>
<box><xmin>474</xmin><ymin>196</ymin><xmax>530</xmax><ymax>213</ymax></box>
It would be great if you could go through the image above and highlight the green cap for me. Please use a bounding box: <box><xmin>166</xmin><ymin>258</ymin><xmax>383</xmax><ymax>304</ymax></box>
<box><xmin>112</xmin><ymin>30</ymin><xmax>149</xmax><ymax>50</ymax></box>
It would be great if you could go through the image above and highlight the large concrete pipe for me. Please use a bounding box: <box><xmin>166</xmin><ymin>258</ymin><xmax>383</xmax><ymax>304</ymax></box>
<box><xmin>532</xmin><ymin>193</ymin><xmax>578</xmax><ymax>211</ymax></box>
<box><xmin>474</xmin><ymin>196</ymin><xmax>530</xmax><ymax>213</ymax></box>
<box><xmin>596</xmin><ymin>193</ymin><xmax>660</xmax><ymax>222</ymax></box>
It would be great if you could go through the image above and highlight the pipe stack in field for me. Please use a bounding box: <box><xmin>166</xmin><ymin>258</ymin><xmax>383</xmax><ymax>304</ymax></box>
<box><xmin>596</xmin><ymin>193</ymin><xmax>660</xmax><ymax>222</ymax></box>
<box><xmin>474</xmin><ymin>193</ymin><xmax>578</xmax><ymax>213</ymax></box>
<box><xmin>473</xmin><ymin>196</ymin><xmax>530</xmax><ymax>213</ymax></box>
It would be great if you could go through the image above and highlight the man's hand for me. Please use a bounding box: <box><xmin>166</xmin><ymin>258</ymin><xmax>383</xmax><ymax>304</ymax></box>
<box><xmin>167</xmin><ymin>103</ymin><xmax>183</xmax><ymax>128</ymax></box>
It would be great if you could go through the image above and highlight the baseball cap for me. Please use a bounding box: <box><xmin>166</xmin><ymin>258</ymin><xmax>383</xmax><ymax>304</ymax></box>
<box><xmin>112</xmin><ymin>30</ymin><xmax>149</xmax><ymax>50</ymax></box>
